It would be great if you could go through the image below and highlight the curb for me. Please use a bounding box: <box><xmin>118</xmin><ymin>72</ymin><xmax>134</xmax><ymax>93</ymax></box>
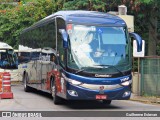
<box><xmin>11</xmin><ymin>81</ymin><xmax>22</xmax><ymax>86</ymax></box>
<box><xmin>130</xmin><ymin>96</ymin><xmax>160</xmax><ymax>105</ymax></box>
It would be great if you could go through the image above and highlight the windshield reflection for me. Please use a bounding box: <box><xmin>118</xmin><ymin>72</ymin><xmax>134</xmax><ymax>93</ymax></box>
<box><xmin>67</xmin><ymin>24</ymin><xmax>131</xmax><ymax>73</ymax></box>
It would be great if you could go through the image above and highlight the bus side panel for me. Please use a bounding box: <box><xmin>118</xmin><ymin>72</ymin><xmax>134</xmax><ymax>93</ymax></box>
<box><xmin>19</xmin><ymin>19</ymin><xmax>57</xmax><ymax>92</ymax></box>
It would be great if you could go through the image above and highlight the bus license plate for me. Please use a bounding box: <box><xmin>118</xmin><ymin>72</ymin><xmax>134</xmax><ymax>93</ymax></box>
<box><xmin>96</xmin><ymin>95</ymin><xmax>107</xmax><ymax>100</ymax></box>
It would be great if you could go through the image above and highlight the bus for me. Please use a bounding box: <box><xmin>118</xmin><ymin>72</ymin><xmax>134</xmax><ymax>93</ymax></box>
<box><xmin>19</xmin><ymin>10</ymin><xmax>142</xmax><ymax>105</ymax></box>
<box><xmin>18</xmin><ymin>45</ymin><xmax>56</xmax><ymax>82</ymax></box>
<box><xmin>0</xmin><ymin>42</ymin><xmax>18</xmax><ymax>81</ymax></box>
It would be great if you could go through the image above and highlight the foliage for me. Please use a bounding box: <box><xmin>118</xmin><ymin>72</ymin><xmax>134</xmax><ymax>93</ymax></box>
<box><xmin>62</xmin><ymin>0</ymin><xmax>121</xmax><ymax>11</ymax></box>
<box><xmin>0</xmin><ymin>0</ymin><xmax>160</xmax><ymax>53</ymax></box>
<box><xmin>0</xmin><ymin>0</ymin><xmax>56</xmax><ymax>48</ymax></box>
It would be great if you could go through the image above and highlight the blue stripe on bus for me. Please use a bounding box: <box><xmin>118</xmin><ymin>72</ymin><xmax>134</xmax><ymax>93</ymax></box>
<box><xmin>64</xmin><ymin>71</ymin><xmax>132</xmax><ymax>85</ymax></box>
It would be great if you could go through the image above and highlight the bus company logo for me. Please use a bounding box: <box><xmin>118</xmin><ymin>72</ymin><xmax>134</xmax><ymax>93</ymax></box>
<box><xmin>95</xmin><ymin>74</ymin><xmax>112</xmax><ymax>78</ymax></box>
<box><xmin>39</xmin><ymin>55</ymin><xmax>50</xmax><ymax>61</ymax></box>
<box><xmin>99</xmin><ymin>86</ymin><xmax>104</xmax><ymax>90</ymax></box>
<box><xmin>120</xmin><ymin>77</ymin><xmax>129</xmax><ymax>82</ymax></box>
<box><xmin>99</xmin><ymin>86</ymin><xmax>105</xmax><ymax>94</ymax></box>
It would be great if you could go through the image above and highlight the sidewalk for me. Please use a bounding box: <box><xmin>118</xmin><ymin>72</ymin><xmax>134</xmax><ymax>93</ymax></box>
<box><xmin>130</xmin><ymin>93</ymin><xmax>160</xmax><ymax>105</ymax></box>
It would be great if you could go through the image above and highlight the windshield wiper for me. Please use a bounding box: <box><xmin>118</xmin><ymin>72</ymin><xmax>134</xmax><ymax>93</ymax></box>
<box><xmin>75</xmin><ymin>69</ymin><xmax>84</xmax><ymax>74</ymax></box>
<box><xmin>75</xmin><ymin>66</ymin><xmax>95</xmax><ymax>74</ymax></box>
<box><xmin>94</xmin><ymin>65</ymin><xmax>125</xmax><ymax>76</ymax></box>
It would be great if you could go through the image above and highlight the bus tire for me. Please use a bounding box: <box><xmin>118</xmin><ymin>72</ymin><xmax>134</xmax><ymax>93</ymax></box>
<box><xmin>102</xmin><ymin>100</ymin><xmax>112</xmax><ymax>105</ymax></box>
<box><xmin>51</xmin><ymin>77</ymin><xmax>62</xmax><ymax>105</ymax></box>
<box><xmin>23</xmin><ymin>73</ymin><xmax>30</xmax><ymax>92</ymax></box>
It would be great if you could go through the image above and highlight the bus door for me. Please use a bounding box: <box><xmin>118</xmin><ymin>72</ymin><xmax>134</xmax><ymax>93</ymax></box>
<box><xmin>40</xmin><ymin>50</ymin><xmax>49</xmax><ymax>89</ymax></box>
<box><xmin>18</xmin><ymin>51</ymin><xmax>31</xmax><ymax>81</ymax></box>
<box><xmin>30</xmin><ymin>50</ymin><xmax>41</xmax><ymax>87</ymax></box>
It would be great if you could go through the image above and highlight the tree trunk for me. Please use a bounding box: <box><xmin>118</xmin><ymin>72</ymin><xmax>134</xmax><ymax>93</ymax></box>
<box><xmin>148</xmin><ymin>16</ymin><xmax>157</xmax><ymax>55</ymax></box>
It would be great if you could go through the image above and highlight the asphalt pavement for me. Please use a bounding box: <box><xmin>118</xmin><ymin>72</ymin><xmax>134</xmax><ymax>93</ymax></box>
<box><xmin>10</xmin><ymin>82</ymin><xmax>160</xmax><ymax>106</ymax></box>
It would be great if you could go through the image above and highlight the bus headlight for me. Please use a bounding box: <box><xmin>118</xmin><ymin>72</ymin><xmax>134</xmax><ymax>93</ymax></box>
<box><xmin>62</xmin><ymin>73</ymin><xmax>82</xmax><ymax>86</ymax></box>
<box><xmin>68</xmin><ymin>79</ymin><xmax>82</xmax><ymax>86</ymax></box>
<box><xmin>121</xmin><ymin>80</ymin><xmax>132</xmax><ymax>86</ymax></box>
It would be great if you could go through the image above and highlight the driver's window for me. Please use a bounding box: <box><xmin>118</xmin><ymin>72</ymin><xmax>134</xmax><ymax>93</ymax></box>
<box><xmin>57</xmin><ymin>18</ymin><xmax>66</xmax><ymax>67</ymax></box>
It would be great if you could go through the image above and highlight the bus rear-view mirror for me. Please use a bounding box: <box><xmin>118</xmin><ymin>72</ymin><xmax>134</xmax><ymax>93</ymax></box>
<box><xmin>129</xmin><ymin>32</ymin><xmax>142</xmax><ymax>52</ymax></box>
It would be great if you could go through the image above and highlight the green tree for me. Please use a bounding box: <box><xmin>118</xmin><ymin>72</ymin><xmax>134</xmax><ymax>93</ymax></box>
<box><xmin>122</xmin><ymin>0</ymin><xmax>160</xmax><ymax>55</ymax></box>
<box><xmin>0</xmin><ymin>0</ymin><xmax>57</xmax><ymax>48</ymax></box>
<box><xmin>63</xmin><ymin>0</ymin><xmax>121</xmax><ymax>11</ymax></box>
<box><xmin>0</xmin><ymin>0</ymin><xmax>160</xmax><ymax>54</ymax></box>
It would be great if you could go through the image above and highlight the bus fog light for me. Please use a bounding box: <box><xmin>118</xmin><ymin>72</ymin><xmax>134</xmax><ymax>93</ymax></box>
<box><xmin>123</xmin><ymin>91</ymin><xmax>131</xmax><ymax>97</ymax></box>
<box><xmin>67</xmin><ymin>90</ymin><xmax>78</xmax><ymax>97</ymax></box>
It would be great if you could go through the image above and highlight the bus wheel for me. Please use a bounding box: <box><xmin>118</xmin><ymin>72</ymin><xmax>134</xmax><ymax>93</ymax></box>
<box><xmin>51</xmin><ymin>78</ymin><xmax>62</xmax><ymax>105</ymax></box>
<box><xmin>102</xmin><ymin>100</ymin><xmax>112</xmax><ymax>105</ymax></box>
<box><xmin>23</xmin><ymin>73</ymin><xmax>30</xmax><ymax>92</ymax></box>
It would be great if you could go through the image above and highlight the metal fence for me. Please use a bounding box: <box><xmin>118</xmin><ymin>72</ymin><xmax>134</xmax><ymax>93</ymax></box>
<box><xmin>141</xmin><ymin>56</ymin><xmax>160</xmax><ymax>96</ymax></box>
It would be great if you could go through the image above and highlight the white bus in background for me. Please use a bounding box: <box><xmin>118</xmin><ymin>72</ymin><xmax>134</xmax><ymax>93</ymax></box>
<box><xmin>18</xmin><ymin>45</ymin><xmax>33</xmax><ymax>82</ymax></box>
<box><xmin>0</xmin><ymin>42</ymin><xmax>18</xmax><ymax>81</ymax></box>
<box><xmin>18</xmin><ymin>46</ymin><xmax>56</xmax><ymax>85</ymax></box>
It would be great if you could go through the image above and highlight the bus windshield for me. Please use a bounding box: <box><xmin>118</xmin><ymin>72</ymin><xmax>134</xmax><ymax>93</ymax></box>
<box><xmin>0</xmin><ymin>49</ymin><xmax>18</xmax><ymax>69</ymax></box>
<box><xmin>67</xmin><ymin>24</ymin><xmax>131</xmax><ymax>74</ymax></box>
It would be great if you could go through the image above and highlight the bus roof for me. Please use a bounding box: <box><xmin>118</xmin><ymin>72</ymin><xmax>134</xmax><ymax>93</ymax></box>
<box><xmin>42</xmin><ymin>10</ymin><xmax>125</xmax><ymax>25</ymax></box>
<box><xmin>0</xmin><ymin>42</ymin><xmax>13</xmax><ymax>50</ymax></box>
<box><xmin>22</xmin><ymin>10</ymin><xmax>127</xmax><ymax>33</ymax></box>
<box><xmin>19</xmin><ymin>45</ymin><xmax>32</xmax><ymax>52</ymax></box>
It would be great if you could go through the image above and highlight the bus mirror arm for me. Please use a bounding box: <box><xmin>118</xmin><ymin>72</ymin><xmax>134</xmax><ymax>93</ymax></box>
<box><xmin>129</xmin><ymin>32</ymin><xmax>142</xmax><ymax>52</ymax></box>
<box><xmin>59</xmin><ymin>29</ymin><xmax>68</xmax><ymax>48</ymax></box>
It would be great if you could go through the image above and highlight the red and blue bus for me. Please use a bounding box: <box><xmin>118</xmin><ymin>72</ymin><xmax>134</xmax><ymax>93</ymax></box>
<box><xmin>19</xmin><ymin>11</ymin><xmax>142</xmax><ymax>105</ymax></box>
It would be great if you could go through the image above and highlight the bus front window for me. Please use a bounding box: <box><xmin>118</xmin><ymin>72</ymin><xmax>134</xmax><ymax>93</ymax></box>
<box><xmin>0</xmin><ymin>49</ymin><xmax>18</xmax><ymax>69</ymax></box>
<box><xmin>67</xmin><ymin>24</ymin><xmax>131</xmax><ymax>74</ymax></box>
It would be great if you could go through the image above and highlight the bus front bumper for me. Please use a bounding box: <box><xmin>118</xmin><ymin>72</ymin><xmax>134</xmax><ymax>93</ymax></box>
<box><xmin>66</xmin><ymin>82</ymin><xmax>131</xmax><ymax>100</ymax></box>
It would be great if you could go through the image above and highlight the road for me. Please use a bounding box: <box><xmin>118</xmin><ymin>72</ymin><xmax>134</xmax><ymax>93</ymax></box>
<box><xmin>0</xmin><ymin>85</ymin><xmax>160</xmax><ymax>119</ymax></box>
<box><xmin>1</xmin><ymin>85</ymin><xmax>160</xmax><ymax>111</ymax></box>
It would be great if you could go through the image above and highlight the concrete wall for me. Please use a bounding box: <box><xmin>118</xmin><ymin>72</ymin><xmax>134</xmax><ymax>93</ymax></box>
<box><xmin>132</xmin><ymin>72</ymin><xmax>141</xmax><ymax>95</ymax></box>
